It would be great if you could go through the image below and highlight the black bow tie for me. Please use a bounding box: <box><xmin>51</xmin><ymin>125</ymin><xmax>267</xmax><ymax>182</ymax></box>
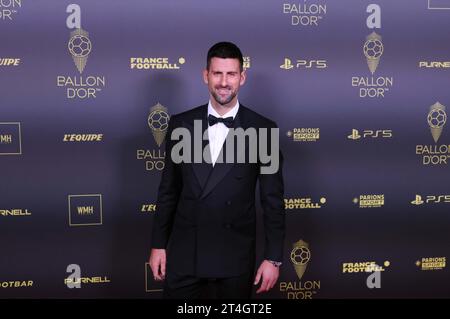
<box><xmin>208</xmin><ymin>114</ymin><xmax>235</xmax><ymax>128</ymax></box>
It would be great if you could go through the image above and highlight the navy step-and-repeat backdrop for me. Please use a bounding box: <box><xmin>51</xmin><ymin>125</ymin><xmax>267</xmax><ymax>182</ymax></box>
<box><xmin>1</xmin><ymin>0</ymin><xmax>449</xmax><ymax>298</ymax></box>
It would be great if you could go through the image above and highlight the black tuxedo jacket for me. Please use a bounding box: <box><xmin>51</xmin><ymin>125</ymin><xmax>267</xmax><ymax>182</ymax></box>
<box><xmin>151</xmin><ymin>103</ymin><xmax>285</xmax><ymax>278</ymax></box>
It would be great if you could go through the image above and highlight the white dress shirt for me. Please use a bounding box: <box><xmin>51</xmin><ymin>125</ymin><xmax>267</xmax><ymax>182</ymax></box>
<box><xmin>207</xmin><ymin>100</ymin><xmax>239</xmax><ymax>166</ymax></box>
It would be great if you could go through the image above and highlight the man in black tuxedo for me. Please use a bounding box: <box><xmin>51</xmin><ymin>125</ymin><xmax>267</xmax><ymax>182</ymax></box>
<box><xmin>149</xmin><ymin>42</ymin><xmax>285</xmax><ymax>299</ymax></box>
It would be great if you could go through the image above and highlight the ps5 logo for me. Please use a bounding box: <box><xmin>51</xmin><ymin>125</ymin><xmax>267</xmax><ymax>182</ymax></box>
<box><xmin>347</xmin><ymin>129</ymin><xmax>392</xmax><ymax>140</ymax></box>
<box><xmin>280</xmin><ymin>58</ymin><xmax>327</xmax><ymax>70</ymax></box>
<box><xmin>411</xmin><ymin>194</ymin><xmax>450</xmax><ymax>205</ymax></box>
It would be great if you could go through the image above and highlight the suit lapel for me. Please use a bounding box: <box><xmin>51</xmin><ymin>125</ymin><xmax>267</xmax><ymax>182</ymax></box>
<box><xmin>190</xmin><ymin>105</ymin><xmax>211</xmax><ymax>191</ymax></box>
<box><xmin>187</xmin><ymin>103</ymin><xmax>251</xmax><ymax>199</ymax></box>
<box><xmin>200</xmin><ymin>107</ymin><xmax>246</xmax><ymax>199</ymax></box>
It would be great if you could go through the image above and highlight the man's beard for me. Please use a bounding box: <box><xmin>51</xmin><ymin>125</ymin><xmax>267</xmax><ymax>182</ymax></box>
<box><xmin>211</xmin><ymin>86</ymin><xmax>237</xmax><ymax>106</ymax></box>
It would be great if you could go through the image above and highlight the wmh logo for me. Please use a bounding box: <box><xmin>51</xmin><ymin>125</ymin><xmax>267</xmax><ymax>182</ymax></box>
<box><xmin>0</xmin><ymin>122</ymin><xmax>22</xmax><ymax>155</ymax></box>
<box><xmin>68</xmin><ymin>194</ymin><xmax>103</xmax><ymax>226</ymax></box>
<box><xmin>77</xmin><ymin>206</ymin><xmax>94</xmax><ymax>215</ymax></box>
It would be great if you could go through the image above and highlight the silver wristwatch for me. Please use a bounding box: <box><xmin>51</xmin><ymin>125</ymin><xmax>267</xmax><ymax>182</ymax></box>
<box><xmin>267</xmin><ymin>260</ymin><xmax>282</xmax><ymax>267</ymax></box>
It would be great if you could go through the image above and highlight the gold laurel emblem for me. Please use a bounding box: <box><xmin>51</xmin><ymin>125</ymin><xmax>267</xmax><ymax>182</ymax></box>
<box><xmin>68</xmin><ymin>28</ymin><xmax>92</xmax><ymax>74</ymax></box>
<box><xmin>148</xmin><ymin>103</ymin><xmax>170</xmax><ymax>147</ymax></box>
<box><xmin>290</xmin><ymin>239</ymin><xmax>311</xmax><ymax>280</ymax></box>
<box><xmin>427</xmin><ymin>102</ymin><xmax>447</xmax><ymax>143</ymax></box>
<box><xmin>363</xmin><ymin>31</ymin><xmax>383</xmax><ymax>75</ymax></box>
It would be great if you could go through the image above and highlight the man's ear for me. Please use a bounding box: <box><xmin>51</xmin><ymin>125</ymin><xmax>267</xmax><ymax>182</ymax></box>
<box><xmin>203</xmin><ymin>69</ymin><xmax>209</xmax><ymax>84</ymax></box>
<box><xmin>240</xmin><ymin>69</ymin><xmax>247</xmax><ymax>86</ymax></box>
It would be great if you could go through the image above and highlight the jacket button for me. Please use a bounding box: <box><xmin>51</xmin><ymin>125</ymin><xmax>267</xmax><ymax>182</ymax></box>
<box><xmin>226</xmin><ymin>201</ymin><xmax>231</xmax><ymax>205</ymax></box>
<box><xmin>224</xmin><ymin>223</ymin><xmax>232</xmax><ymax>229</ymax></box>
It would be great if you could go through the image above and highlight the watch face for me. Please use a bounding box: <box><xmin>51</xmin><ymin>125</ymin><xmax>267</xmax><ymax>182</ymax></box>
<box><xmin>269</xmin><ymin>261</ymin><xmax>282</xmax><ymax>267</ymax></box>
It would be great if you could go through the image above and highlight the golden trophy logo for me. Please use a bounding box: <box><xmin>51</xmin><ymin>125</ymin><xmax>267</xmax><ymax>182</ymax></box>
<box><xmin>148</xmin><ymin>103</ymin><xmax>170</xmax><ymax>147</ymax></box>
<box><xmin>68</xmin><ymin>28</ymin><xmax>92</xmax><ymax>74</ymax></box>
<box><xmin>348</xmin><ymin>129</ymin><xmax>361</xmax><ymax>140</ymax></box>
<box><xmin>427</xmin><ymin>102</ymin><xmax>446</xmax><ymax>143</ymax></box>
<box><xmin>411</xmin><ymin>194</ymin><xmax>424</xmax><ymax>205</ymax></box>
<box><xmin>59</xmin><ymin>4</ymin><xmax>105</xmax><ymax>99</ymax></box>
<box><xmin>280</xmin><ymin>58</ymin><xmax>294</xmax><ymax>70</ymax></box>
<box><xmin>290</xmin><ymin>239</ymin><xmax>311</xmax><ymax>280</ymax></box>
<box><xmin>415</xmin><ymin>102</ymin><xmax>449</xmax><ymax>165</ymax></box>
<box><xmin>351</xmin><ymin>5</ymin><xmax>391</xmax><ymax>98</ymax></box>
<box><xmin>363</xmin><ymin>32</ymin><xmax>383</xmax><ymax>75</ymax></box>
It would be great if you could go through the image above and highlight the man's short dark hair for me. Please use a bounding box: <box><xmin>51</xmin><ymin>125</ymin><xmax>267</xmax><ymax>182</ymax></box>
<box><xmin>206</xmin><ymin>41</ymin><xmax>244</xmax><ymax>72</ymax></box>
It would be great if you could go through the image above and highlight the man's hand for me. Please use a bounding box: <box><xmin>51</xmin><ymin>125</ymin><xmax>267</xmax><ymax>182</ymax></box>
<box><xmin>149</xmin><ymin>248</ymin><xmax>166</xmax><ymax>281</ymax></box>
<box><xmin>254</xmin><ymin>260</ymin><xmax>280</xmax><ymax>294</ymax></box>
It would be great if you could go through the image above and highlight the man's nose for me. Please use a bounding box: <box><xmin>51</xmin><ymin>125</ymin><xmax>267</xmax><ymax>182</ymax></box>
<box><xmin>220</xmin><ymin>75</ymin><xmax>228</xmax><ymax>87</ymax></box>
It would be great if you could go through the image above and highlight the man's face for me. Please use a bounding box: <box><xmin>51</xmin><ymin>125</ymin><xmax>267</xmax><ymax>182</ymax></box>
<box><xmin>203</xmin><ymin>57</ymin><xmax>246</xmax><ymax>108</ymax></box>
